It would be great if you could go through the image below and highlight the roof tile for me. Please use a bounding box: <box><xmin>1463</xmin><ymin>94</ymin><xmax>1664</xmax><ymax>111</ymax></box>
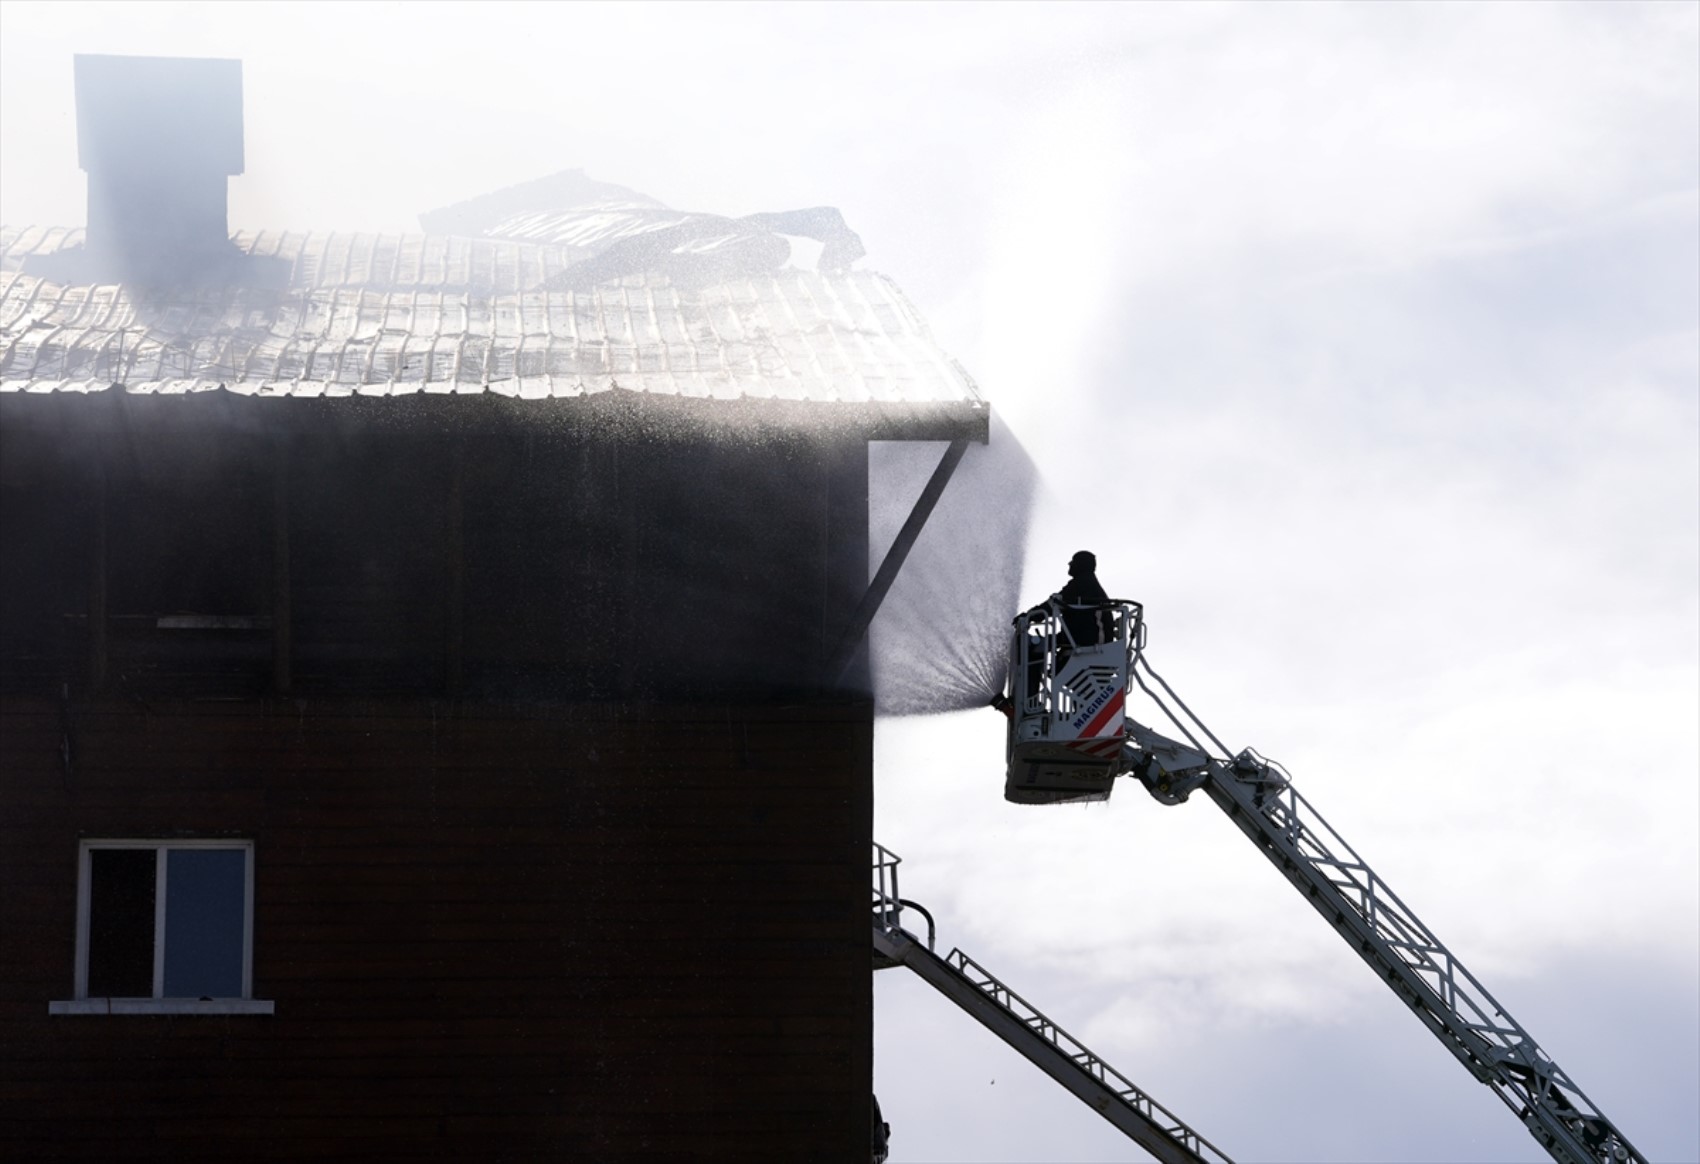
<box><xmin>1</xmin><ymin>228</ymin><xmax>979</xmax><ymax>408</ymax></box>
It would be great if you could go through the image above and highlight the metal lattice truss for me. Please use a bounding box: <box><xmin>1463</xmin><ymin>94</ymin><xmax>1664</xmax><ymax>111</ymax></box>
<box><xmin>1122</xmin><ymin>637</ymin><xmax>1642</xmax><ymax>1164</ymax></box>
<box><xmin>871</xmin><ymin>844</ymin><xmax>1233</xmax><ymax>1164</ymax></box>
<box><xmin>1200</xmin><ymin>760</ymin><xmax>1638</xmax><ymax>1164</ymax></box>
<box><xmin>943</xmin><ymin>948</ymin><xmax>1232</xmax><ymax>1164</ymax></box>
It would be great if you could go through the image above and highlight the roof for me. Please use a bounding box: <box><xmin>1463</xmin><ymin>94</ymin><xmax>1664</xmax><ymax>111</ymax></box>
<box><xmin>0</xmin><ymin>227</ymin><xmax>981</xmax><ymax>408</ymax></box>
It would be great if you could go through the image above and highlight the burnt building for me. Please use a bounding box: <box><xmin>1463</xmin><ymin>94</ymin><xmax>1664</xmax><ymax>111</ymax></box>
<box><xmin>0</xmin><ymin>55</ymin><xmax>986</xmax><ymax>1160</ymax></box>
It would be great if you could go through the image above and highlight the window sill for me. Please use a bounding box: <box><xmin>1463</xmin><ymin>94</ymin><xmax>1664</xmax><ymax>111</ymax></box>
<box><xmin>49</xmin><ymin>999</ymin><xmax>275</xmax><ymax>1016</ymax></box>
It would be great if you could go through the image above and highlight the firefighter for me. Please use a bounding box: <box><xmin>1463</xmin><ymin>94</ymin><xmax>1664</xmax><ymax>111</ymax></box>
<box><xmin>1010</xmin><ymin>551</ymin><xmax>1112</xmax><ymax>707</ymax></box>
<box><xmin>1039</xmin><ymin>550</ymin><xmax>1110</xmax><ymax>646</ymax></box>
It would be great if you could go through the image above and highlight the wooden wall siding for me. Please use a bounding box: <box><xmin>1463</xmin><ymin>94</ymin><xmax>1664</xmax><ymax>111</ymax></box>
<box><xmin>288</xmin><ymin>435</ymin><xmax>448</xmax><ymax>696</ymax></box>
<box><xmin>0</xmin><ymin>435</ymin><xmax>93</xmax><ymax>691</ymax></box>
<box><xmin>0</xmin><ymin>696</ymin><xmax>873</xmax><ymax>1161</ymax></box>
<box><xmin>0</xmin><ymin>422</ymin><xmax>871</xmax><ymax>705</ymax></box>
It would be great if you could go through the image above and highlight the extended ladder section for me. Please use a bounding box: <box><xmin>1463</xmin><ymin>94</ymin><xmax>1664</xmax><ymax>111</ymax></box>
<box><xmin>872</xmin><ymin>844</ymin><xmax>1233</xmax><ymax>1164</ymax></box>
<box><xmin>1192</xmin><ymin>755</ymin><xmax>1642</xmax><ymax>1164</ymax></box>
<box><xmin>1124</xmin><ymin>641</ymin><xmax>1643</xmax><ymax>1164</ymax></box>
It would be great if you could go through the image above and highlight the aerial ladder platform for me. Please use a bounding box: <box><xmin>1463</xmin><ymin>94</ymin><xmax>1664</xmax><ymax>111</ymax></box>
<box><xmin>964</xmin><ymin>596</ymin><xmax>1645</xmax><ymax>1164</ymax></box>
<box><xmin>872</xmin><ymin>843</ymin><xmax>1233</xmax><ymax>1164</ymax></box>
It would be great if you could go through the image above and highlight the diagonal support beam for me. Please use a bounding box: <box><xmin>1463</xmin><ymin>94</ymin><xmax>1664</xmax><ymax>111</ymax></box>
<box><xmin>830</xmin><ymin>437</ymin><xmax>970</xmax><ymax>683</ymax></box>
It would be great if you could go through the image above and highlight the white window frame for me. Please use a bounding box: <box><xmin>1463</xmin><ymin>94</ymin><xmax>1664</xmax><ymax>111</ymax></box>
<box><xmin>49</xmin><ymin>839</ymin><xmax>274</xmax><ymax>1016</ymax></box>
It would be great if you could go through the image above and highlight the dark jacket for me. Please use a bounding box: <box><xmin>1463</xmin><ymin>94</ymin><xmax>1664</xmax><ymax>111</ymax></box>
<box><xmin>1054</xmin><ymin>571</ymin><xmax>1110</xmax><ymax>645</ymax></box>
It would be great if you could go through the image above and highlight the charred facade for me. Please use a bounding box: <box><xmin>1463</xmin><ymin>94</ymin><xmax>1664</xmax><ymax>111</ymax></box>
<box><xmin>0</xmin><ymin>395</ymin><xmax>878</xmax><ymax>703</ymax></box>
<box><xmin>0</xmin><ymin>52</ymin><xmax>989</xmax><ymax>1162</ymax></box>
<box><xmin>0</xmin><ymin>390</ymin><xmax>942</xmax><ymax>1160</ymax></box>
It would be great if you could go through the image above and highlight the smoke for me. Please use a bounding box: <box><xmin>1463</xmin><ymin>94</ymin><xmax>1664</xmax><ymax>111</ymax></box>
<box><xmin>869</xmin><ymin>411</ymin><xmax>1036</xmax><ymax>715</ymax></box>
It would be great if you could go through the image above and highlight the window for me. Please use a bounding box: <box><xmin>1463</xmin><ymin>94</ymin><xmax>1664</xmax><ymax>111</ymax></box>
<box><xmin>49</xmin><ymin>840</ymin><xmax>273</xmax><ymax>1015</ymax></box>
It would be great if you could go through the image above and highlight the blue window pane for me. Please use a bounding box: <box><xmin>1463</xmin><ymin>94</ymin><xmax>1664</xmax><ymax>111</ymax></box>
<box><xmin>162</xmin><ymin>849</ymin><xmax>246</xmax><ymax>998</ymax></box>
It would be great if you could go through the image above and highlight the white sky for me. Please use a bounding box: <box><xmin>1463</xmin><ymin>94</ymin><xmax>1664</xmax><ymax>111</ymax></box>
<box><xmin>3</xmin><ymin>2</ymin><xmax>1695</xmax><ymax>1161</ymax></box>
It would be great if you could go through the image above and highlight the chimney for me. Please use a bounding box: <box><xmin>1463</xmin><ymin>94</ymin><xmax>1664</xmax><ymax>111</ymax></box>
<box><xmin>74</xmin><ymin>54</ymin><xmax>244</xmax><ymax>285</ymax></box>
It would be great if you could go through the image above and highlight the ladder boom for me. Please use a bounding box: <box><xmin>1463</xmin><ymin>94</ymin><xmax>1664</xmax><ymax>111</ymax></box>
<box><xmin>873</xmin><ymin>844</ymin><xmax>1233</xmax><ymax>1164</ymax></box>
<box><xmin>1168</xmin><ymin>742</ymin><xmax>1641</xmax><ymax>1164</ymax></box>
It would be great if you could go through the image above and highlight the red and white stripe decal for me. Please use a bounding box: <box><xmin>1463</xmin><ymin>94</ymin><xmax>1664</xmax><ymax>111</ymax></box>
<box><xmin>1064</xmin><ymin>688</ymin><xmax>1126</xmax><ymax>759</ymax></box>
<box><xmin>1079</xmin><ymin>689</ymin><xmax>1125</xmax><ymax>739</ymax></box>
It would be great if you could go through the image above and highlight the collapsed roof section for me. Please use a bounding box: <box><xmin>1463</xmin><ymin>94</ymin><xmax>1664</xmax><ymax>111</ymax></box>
<box><xmin>418</xmin><ymin>168</ymin><xmax>867</xmax><ymax>285</ymax></box>
<box><xmin>417</xmin><ymin>169</ymin><xmax>669</xmax><ymax>239</ymax></box>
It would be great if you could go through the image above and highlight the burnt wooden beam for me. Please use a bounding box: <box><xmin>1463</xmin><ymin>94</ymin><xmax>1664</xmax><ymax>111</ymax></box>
<box><xmin>86</xmin><ymin>448</ymin><xmax>108</xmax><ymax>693</ymax></box>
<box><xmin>0</xmin><ymin>390</ymin><xmax>991</xmax><ymax>444</ymax></box>
<box><xmin>271</xmin><ymin>436</ymin><xmax>292</xmax><ymax>695</ymax></box>
<box><xmin>822</xmin><ymin>439</ymin><xmax>871</xmax><ymax>691</ymax></box>
<box><xmin>444</xmin><ymin>439</ymin><xmax>465</xmax><ymax>697</ymax></box>
<box><xmin>616</xmin><ymin>441</ymin><xmax>639</xmax><ymax>698</ymax></box>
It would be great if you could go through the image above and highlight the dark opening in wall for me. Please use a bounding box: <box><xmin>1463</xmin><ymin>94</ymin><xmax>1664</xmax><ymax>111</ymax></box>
<box><xmin>103</xmin><ymin>431</ymin><xmax>271</xmax><ymax>696</ymax></box>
